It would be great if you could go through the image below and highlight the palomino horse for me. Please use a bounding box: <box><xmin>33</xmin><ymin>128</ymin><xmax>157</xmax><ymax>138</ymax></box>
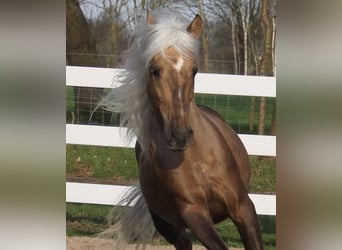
<box><xmin>100</xmin><ymin>9</ymin><xmax>264</xmax><ymax>250</ymax></box>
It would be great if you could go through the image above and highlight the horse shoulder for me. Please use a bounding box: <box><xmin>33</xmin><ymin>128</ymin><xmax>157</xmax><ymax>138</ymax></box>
<box><xmin>197</xmin><ymin>105</ymin><xmax>251</xmax><ymax>186</ymax></box>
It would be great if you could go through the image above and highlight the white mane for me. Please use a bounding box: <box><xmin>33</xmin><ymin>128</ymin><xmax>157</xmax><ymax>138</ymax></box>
<box><xmin>100</xmin><ymin>9</ymin><xmax>200</xmax><ymax>152</ymax></box>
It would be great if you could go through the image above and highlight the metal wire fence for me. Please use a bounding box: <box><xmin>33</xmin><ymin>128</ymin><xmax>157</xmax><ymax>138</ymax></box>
<box><xmin>66</xmin><ymin>86</ymin><xmax>275</xmax><ymax>135</ymax></box>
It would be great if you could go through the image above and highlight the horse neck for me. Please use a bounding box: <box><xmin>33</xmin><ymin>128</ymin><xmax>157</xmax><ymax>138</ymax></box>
<box><xmin>188</xmin><ymin>101</ymin><xmax>203</xmax><ymax>128</ymax></box>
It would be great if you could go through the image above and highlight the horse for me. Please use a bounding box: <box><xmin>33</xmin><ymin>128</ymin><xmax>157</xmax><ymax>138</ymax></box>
<box><xmin>99</xmin><ymin>9</ymin><xmax>264</xmax><ymax>250</ymax></box>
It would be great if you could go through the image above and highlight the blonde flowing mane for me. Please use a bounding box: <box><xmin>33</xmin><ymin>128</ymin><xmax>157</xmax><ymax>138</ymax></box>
<box><xmin>100</xmin><ymin>9</ymin><xmax>200</xmax><ymax>152</ymax></box>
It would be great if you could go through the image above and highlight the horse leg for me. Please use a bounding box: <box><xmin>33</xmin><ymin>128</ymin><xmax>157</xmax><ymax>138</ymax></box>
<box><xmin>229</xmin><ymin>194</ymin><xmax>264</xmax><ymax>250</ymax></box>
<box><xmin>149</xmin><ymin>210</ymin><xmax>192</xmax><ymax>250</ymax></box>
<box><xmin>180</xmin><ymin>205</ymin><xmax>228</xmax><ymax>250</ymax></box>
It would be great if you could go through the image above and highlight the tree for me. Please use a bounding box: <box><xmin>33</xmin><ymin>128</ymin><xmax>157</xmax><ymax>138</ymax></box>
<box><xmin>66</xmin><ymin>0</ymin><xmax>104</xmax><ymax>124</ymax></box>
<box><xmin>206</xmin><ymin>0</ymin><xmax>241</xmax><ymax>74</ymax></box>
<box><xmin>171</xmin><ymin>0</ymin><xmax>210</xmax><ymax>72</ymax></box>
<box><xmin>198</xmin><ymin>0</ymin><xmax>210</xmax><ymax>72</ymax></box>
<box><xmin>205</xmin><ymin>0</ymin><xmax>262</xmax><ymax>132</ymax></box>
<box><xmin>85</xmin><ymin>0</ymin><xmax>128</xmax><ymax>67</ymax></box>
<box><xmin>258</xmin><ymin>0</ymin><xmax>275</xmax><ymax>135</ymax></box>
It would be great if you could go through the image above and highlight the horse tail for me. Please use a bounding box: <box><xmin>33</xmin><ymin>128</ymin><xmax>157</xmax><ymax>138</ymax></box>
<box><xmin>97</xmin><ymin>184</ymin><xmax>156</xmax><ymax>249</ymax></box>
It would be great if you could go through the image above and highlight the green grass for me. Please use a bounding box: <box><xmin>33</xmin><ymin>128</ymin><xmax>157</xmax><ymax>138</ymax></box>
<box><xmin>66</xmin><ymin>87</ymin><xmax>74</xmax><ymax>111</ymax></box>
<box><xmin>249</xmin><ymin>156</ymin><xmax>276</xmax><ymax>193</ymax></box>
<box><xmin>66</xmin><ymin>202</ymin><xmax>276</xmax><ymax>249</ymax></box>
<box><xmin>66</xmin><ymin>145</ymin><xmax>137</xmax><ymax>181</ymax></box>
<box><xmin>195</xmin><ymin>94</ymin><xmax>275</xmax><ymax>134</ymax></box>
<box><xmin>66</xmin><ymin>203</ymin><xmax>112</xmax><ymax>236</ymax></box>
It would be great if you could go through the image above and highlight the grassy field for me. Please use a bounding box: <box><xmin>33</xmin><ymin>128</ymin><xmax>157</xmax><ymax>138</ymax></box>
<box><xmin>66</xmin><ymin>203</ymin><xmax>275</xmax><ymax>249</ymax></box>
<box><xmin>66</xmin><ymin>87</ymin><xmax>276</xmax><ymax>249</ymax></box>
<box><xmin>194</xmin><ymin>94</ymin><xmax>275</xmax><ymax>134</ymax></box>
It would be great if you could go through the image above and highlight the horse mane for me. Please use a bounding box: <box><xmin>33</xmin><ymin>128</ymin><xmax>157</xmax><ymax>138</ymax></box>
<box><xmin>99</xmin><ymin>9</ymin><xmax>200</xmax><ymax>152</ymax></box>
<box><xmin>196</xmin><ymin>104</ymin><xmax>227</xmax><ymax>123</ymax></box>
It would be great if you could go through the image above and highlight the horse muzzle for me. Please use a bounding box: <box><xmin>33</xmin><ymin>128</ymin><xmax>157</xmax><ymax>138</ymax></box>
<box><xmin>167</xmin><ymin>127</ymin><xmax>193</xmax><ymax>151</ymax></box>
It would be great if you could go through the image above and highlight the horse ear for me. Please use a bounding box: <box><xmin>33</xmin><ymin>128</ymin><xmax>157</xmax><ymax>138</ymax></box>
<box><xmin>147</xmin><ymin>9</ymin><xmax>155</xmax><ymax>25</ymax></box>
<box><xmin>186</xmin><ymin>14</ymin><xmax>202</xmax><ymax>38</ymax></box>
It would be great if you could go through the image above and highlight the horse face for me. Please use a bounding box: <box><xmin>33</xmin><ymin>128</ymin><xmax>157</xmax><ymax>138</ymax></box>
<box><xmin>147</xmin><ymin>47</ymin><xmax>197</xmax><ymax>151</ymax></box>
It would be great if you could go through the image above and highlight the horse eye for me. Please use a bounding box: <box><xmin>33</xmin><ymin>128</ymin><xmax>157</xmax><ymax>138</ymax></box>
<box><xmin>150</xmin><ymin>67</ymin><xmax>161</xmax><ymax>78</ymax></box>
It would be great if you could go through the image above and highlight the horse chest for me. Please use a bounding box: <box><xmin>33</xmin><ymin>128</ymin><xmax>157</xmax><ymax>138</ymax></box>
<box><xmin>138</xmin><ymin>142</ymin><xmax>232</xmax><ymax>224</ymax></box>
<box><xmin>140</xmin><ymin>149</ymin><xmax>221</xmax><ymax>200</ymax></box>
<box><xmin>138</xmin><ymin>159</ymin><xmax>187</xmax><ymax>225</ymax></box>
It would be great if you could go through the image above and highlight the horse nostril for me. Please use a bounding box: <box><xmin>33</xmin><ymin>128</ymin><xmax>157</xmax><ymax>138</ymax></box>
<box><xmin>187</xmin><ymin>129</ymin><xmax>193</xmax><ymax>140</ymax></box>
<box><xmin>170</xmin><ymin>138</ymin><xmax>177</xmax><ymax>146</ymax></box>
<box><xmin>169</xmin><ymin>130</ymin><xmax>177</xmax><ymax>145</ymax></box>
<box><xmin>167</xmin><ymin>128</ymin><xmax>193</xmax><ymax>151</ymax></box>
<box><xmin>189</xmin><ymin>129</ymin><xmax>193</xmax><ymax>136</ymax></box>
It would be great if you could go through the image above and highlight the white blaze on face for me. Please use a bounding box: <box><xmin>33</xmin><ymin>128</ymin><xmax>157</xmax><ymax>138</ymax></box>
<box><xmin>172</xmin><ymin>56</ymin><xmax>185</xmax><ymax>117</ymax></box>
<box><xmin>173</xmin><ymin>56</ymin><xmax>184</xmax><ymax>73</ymax></box>
<box><xmin>178</xmin><ymin>88</ymin><xmax>184</xmax><ymax>117</ymax></box>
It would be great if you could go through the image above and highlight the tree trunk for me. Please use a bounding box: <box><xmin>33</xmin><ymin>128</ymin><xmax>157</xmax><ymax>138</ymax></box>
<box><xmin>243</xmin><ymin>20</ymin><xmax>248</xmax><ymax>75</ymax></box>
<box><xmin>243</xmin><ymin>0</ymin><xmax>250</xmax><ymax>75</ymax></box>
<box><xmin>259</xmin><ymin>0</ymin><xmax>274</xmax><ymax>76</ymax></box>
<box><xmin>242</xmin><ymin>0</ymin><xmax>256</xmax><ymax>132</ymax></box>
<box><xmin>258</xmin><ymin>97</ymin><xmax>267</xmax><ymax>135</ymax></box>
<box><xmin>231</xmin><ymin>19</ymin><xmax>238</xmax><ymax>74</ymax></box>
<box><xmin>272</xmin><ymin>14</ymin><xmax>276</xmax><ymax>75</ymax></box>
<box><xmin>249</xmin><ymin>96</ymin><xmax>255</xmax><ymax>132</ymax></box>
<box><xmin>198</xmin><ymin>0</ymin><xmax>209</xmax><ymax>72</ymax></box>
<box><xmin>270</xmin><ymin>15</ymin><xmax>276</xmax><ymax>135</ymax></box>
<box><xmin>270</xmin><ymin>102</ymin><xmax>276</xmax><ymax>135</ymax></box>
<box><xmin>258</xmin><ymin>0</ymin><xmax>274</xmax><ymax>135</ymax></box>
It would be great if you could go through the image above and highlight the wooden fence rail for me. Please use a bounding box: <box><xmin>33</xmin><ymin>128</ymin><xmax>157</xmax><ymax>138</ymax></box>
<box><xmin>66</xmin><ymin>66</ymin><xmax>276</xmax><ymax>216</ymax></box>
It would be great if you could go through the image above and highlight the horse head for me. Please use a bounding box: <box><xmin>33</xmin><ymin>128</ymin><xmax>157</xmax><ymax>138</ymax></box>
<box><xmin>146</xmin><ymin>12</ymin><xmax>202</xmax><ymax>151</ymax></box>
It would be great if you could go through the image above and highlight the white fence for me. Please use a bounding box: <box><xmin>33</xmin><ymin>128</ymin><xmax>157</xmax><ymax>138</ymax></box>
<box><xmin>66</xmin><ymin>66</ymin><xmax>276</xmax><ymax>216</ymax></box>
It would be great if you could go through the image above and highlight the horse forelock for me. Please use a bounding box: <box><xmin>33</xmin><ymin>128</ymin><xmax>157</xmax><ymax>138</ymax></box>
<box><xmin>101</xmin><ymin>10</ymin><xmax>200</xmax><ymax>152</ymax></box>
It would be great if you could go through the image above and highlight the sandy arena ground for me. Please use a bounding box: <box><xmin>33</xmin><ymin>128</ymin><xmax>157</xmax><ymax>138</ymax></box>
<box><xmin>66</xmin><ymin>236</ymin><xmax>243</xmax><ymax>250</ymax></box>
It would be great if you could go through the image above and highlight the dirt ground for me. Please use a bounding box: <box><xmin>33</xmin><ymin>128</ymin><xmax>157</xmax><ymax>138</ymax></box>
<box><xmin>66</xmin><ymin>236</ymin><xmax>243</xmax><ymax>250</ymax></box>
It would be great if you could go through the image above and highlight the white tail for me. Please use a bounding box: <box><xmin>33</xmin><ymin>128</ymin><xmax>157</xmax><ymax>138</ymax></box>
<box><xmin>97</xmin><ymin>185</ymin><xmax>157</xmax><ymax>249</ymax></box>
